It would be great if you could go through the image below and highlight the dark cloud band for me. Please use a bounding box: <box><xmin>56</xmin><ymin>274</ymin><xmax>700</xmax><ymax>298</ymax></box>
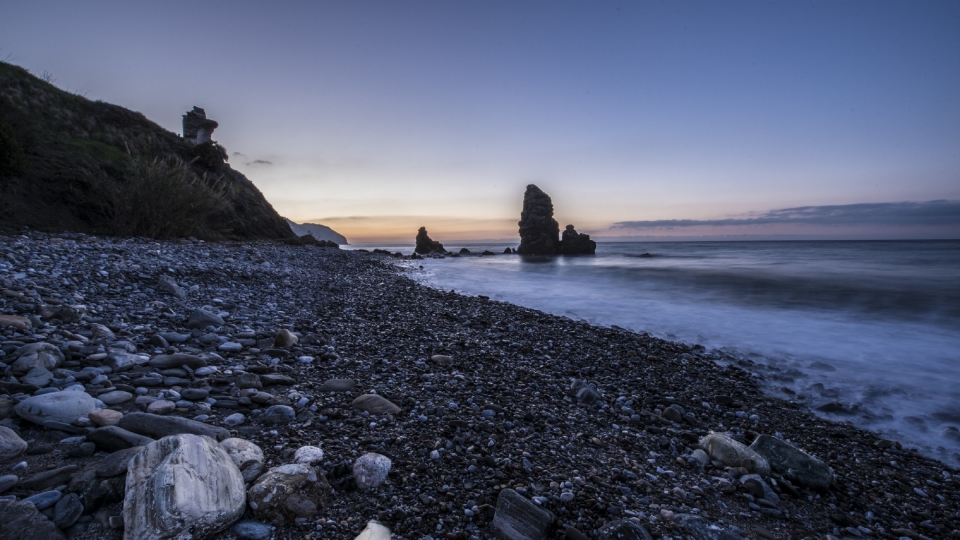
<box><xmin>613</xmin><ymin>200</ymin><xmax>960</xmax><ymax>230</ymax></box>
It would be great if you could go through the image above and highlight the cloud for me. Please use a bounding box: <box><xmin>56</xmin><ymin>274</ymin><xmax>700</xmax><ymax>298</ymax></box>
<box><xmin>244</xmin><ymin>159</ymin><xmax>273</xmax><ymax>166</ymax></box>
<box><xmin>232</xmin><ymin>151</ymin><xmax>247</xmax><ymax>158</ymax></box>
<box><xmin>612</xmin><ymin>201</ymin><xmax>960</xmax><ymax>230</ymax></box>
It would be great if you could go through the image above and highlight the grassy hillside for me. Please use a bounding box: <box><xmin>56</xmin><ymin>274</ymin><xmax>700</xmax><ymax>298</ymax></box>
<box><xmin>0</xmin><ymin>61</ymin><xmax>296</xmax><ymax>240</ymax></box>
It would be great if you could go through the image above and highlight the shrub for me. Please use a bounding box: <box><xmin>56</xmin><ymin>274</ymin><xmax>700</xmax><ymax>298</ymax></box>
<box><xmin>77</xmin><ymin>156</ymin><xmax>226</xmax><ymax>238</ymax></box>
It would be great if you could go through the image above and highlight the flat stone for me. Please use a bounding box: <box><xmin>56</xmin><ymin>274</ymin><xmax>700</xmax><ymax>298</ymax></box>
<box><xmin>0</xmin><ymin>426</ymin><xmax>28</xmax><ymax>461</ymax></box>
<box><xmin>87</xmin><ymin>426</ymin><xmax>154</xmax><ymax>452</ymax></box>
<box><xmin>231</xmin><ymin>520</ymin><xmax>275</xmax><ymax>540</ymax></box>
<box><xmin>319</xmin><ymin>379</ymin><xmax>356</xmax><ymax>392</ymax></box>
<box><xmin>14</xmin><ymin>391</ymin><xmax>99</xmax><ymax>426</ymax></box>
<box><xmin>20</xmin><ymin>367</ymin><xmax>53</xmax><ymax>388</ymax></box>
<box><xmin>22</xmin><ymin>489</ymin><xmax>62</xmax><ymax>510</ymax></box>
<box><xmin>146</xmin><ymin>400</ymin><xmax>176</xmax><ymax>415</ymax></box>
<box><xmin>223</xmin><ymin>413</ymin><xmax>245</xmax><ymax>427</ymax></box>
<box><xmin>491</xmin><ymin>488</ymin><xmax>555</xmax><ymax>540</ymax></box>
<box><xmin>119</xmin><ymin>412</ymin><xmax>231</xmax><ymax>441</ymax></box>
<box><xmin>98</xmin><ymin>390</ymin><xmax>133</xmax><ymax>405</ymax></box>
<box><xmin>353</xmin><ymin>453</ymin><xmax>392</xmax><ymax>491</ymax></box>
<box><xmin>124</xmin><ymin>434</ymin><xmax>245</xmax><ymax>540</ymax></box>
<box><xmin>236</xmin><ymin>372</ymin><xmax>262</xmax><ymax>390</ymax></box>
<box><xmin>259</xmin><ymin>374</ymin><xmax>294</xmax><ymax>386</ymax></box>
<box><xmin>699</xmin><ymin>432</ymin><xmax>770</xmax><ymax>476</ymax></box>
<box><xmin>352</xmin><ymin>394</ymin><xmax>401</xmax><ymax>415</ymax></box>
<box><xmin>0</xmin><ymin>474</ymin><xmax>18</xmax><ymax>494</ymax></box>
<box><xmin>597</xmin><ymin>519</ymin><xmax>653</xmax><ymax>540</ymax></box>
<box><xmin>0</xmin><ymin>314</ymin><xmax>31</xmax><ymax>330</ymax></box>
<box><xmin>105</xmin><ymin>351</ymin><xmax>149</xmax><ymax>372</ymax></box>
<box><xmin>260</xmin><ymin>405</ymin><xmax>296</xmax><ymax>424</ymax></box>
<box><xmin>19</xmin><ymin>465</ymin><xmax>79</xmax><ymax>491</ymax></box>
<box><xmin>749</xmin><ymin>434</ymin><xmax>834</xmax><ymax>491</ymax></box>
<box><xmin>88</xmin><ymin>408</ymin><xmax>123</xmax><ymax>427</ymax></box>
<box><xmin>218</xmin><ymin>342</ymin><xmax>243</xmax><ymax>353</ymax></box>
<box><xmin>186</xmin><ymin>309</ymin><xmax>224</xmax><ymax>329</ymax></box>
<box><xmin>95</xmin><ymin>446</ymin><xmax>145</xmax><ymax>478</ymax></box>
<box><xmin>148</xmin><ymin>353</ymin><xmax>206</xmax><ymax>369</ymax></box>
<box><xmin>180</xmin><ymin>388</ymin><xmax>210</xmax><ymax>401</ymax></box>
<box><xmin>0</xmin><ymin>499</ymin><xmax>66</xmax><ymax>540</ymax></box>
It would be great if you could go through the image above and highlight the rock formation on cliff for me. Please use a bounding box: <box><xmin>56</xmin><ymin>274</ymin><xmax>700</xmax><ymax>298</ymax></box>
<box><xmin>415</xmin><ymin>227</ymin><xmax>446</xmax><ymax>254</ymax></box>
<box><xmin>516</xmin><ymin>184</ymin><xmax>561</xmax><ymax>255</ymax></box>
<box><xmin>560</xmin><ymin>224</ymin><xmax>596</xmax><ymax>254</ymax></box>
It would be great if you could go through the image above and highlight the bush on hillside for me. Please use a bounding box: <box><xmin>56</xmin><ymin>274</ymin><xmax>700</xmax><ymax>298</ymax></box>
<box><xmin>0</xmin><ymin>121</ymin><xmax>25</xmax><ymax>179</ymax></box>
<box><xmin>76</xmin><ymin>156</ymin><xmax>226</xmax><ymax>238</ymax></box>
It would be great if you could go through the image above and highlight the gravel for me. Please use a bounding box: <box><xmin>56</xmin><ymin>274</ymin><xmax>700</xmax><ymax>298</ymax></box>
<box><xmin>0</xmin><ymin>231</ymin><xmax>957</xmax><ymax>539</ymax></box>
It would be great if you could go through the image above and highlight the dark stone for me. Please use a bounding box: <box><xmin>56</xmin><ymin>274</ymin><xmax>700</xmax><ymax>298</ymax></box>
<box><xmin>0</xmin><ymin>499</ymin><xmax>66</xmax><ymax>540</ymax></box>
<box><xmin>180</xmin><ymin>388</ymin><xmax>210</xmax><ymax>401</ymax></box>
<box><xmin>319</xmin><ymin>379</ymin><xmax>356</xmax><ymax>393</ymax></box>
<box><xmin>95</xmin><ymin>447</ymin><xmax>145</xmax><ymax>478</ymax></box>
<box><xmin>261</xmin><ymin>405</ymin><xmax>296</xmax><ymax>424</ymax></box>
<box><xmin>66</xmin><ymin>463</ymin><xmax>126</xmax><ymax>513</ymax></box>
<box><xmin>517</xmin><ymin>184</ymin><xmax>560</xmax><ymax>255</ymax></box>
<box><xmin>459</xmin><ymin>248</ymin><xmax>471</xmax><ymax>254</ymax></box>
<box><xmin>749</xmin><ymin>434</ymin><xmax>834</xmax><ymax>491</ymax></box>
<box><xmin>260</xmin><ymin>374</ymin><xmax>294</xmax><ymax>386</ymax></box>
<box><xmin>118</xmin><ymin>412</ymin><xmax>230</xmax><ymax>441</ymax></box>
<box><xmin>19</xmin><ymin>466</ymin><xmax>79</xmax><ymax>492</ymax></box>
<box><xmin>415</xmin><ymin>227</ymin><xmax>445</xmax><ymax>254</ymax></box>
<box><xmin>559</xmin><ymin>225</ymin><xmax>596</xmax><ymax>255</ymax></box>
<box><xmin>597</xmin><ymin>519</ymin><xmax>652</xmax><ymax>540</ymax></box>
<box><xmin>87</xmin><ymin>426</ymin><xmax>154</xmax><ymax>452</ymax></box>
<box><xmin>148</xmin><ymin>353</ymin><xmax>206</xmax><ymax>369</ymax></box>
<box><xmin>52</xmin><ymin>493</ymin><xmax>83</xmax><ymax>529</ymax></box>
<box><xmin>185</xmin><ymin>309</ymin><xmax>224</xmax><ymax>329</ymax></box>
<box><xmin>491</xmin><ymin>488</ymin><xmax>555</xmax><ymax>540</ymax></box>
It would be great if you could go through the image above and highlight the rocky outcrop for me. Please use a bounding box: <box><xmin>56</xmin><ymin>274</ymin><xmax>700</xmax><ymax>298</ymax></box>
<box><xmin>415</xmin><ymin>227</ymin><xmax>446</xmax><ymax>254</ymax></box>
<box><xmin>517</xmin><ymin>185</ymin><xmax>561</xmax><ymax>255</ymax></box>
<box><xmin>559</xmin><ymin>224</ymin><xmax>596</xmax><ymax>255</ymax></box>
<box><xmin>182</xmin><ymin>107</ymin><xmax>219</xmax><ymax>145</ymax></box>
<box><xmin>284</xmin><ymin>219</ymin><xmax>348</xmax><ymax>245</ymax></box>
<box><xmin>123</xmin><ymin>434</ymin><xmax>245</xmax><ymax>540</ymax></box>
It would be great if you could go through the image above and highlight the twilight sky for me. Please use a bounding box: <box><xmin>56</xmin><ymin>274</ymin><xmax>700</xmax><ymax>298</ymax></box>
<box><xmin>3</xmin><ymin>1</ymin><xmax>959</xmax><ymax>242</ymax></box>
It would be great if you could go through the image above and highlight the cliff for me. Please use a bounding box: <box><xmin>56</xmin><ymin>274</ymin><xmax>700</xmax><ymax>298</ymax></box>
<box><xmin>285</xmin><ymin>219</ymin><xmax>348</xmax><ymax>245</ymax></box>
<box><xmin>0</xmin><ymin>61</ymin><xmax>296</xmax><ymax>240</ymax></box>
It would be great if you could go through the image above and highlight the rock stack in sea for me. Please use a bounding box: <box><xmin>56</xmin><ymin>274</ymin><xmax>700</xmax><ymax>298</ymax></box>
<box><xmin>0</xmin><ymin>231</ymin><xmax>957</xmax><ymax>539</ymax></box>
<box><xmin>414</xmin><ymin>227</ymin><xmax>446</xmax><ymax>255</ymax></box>
<box><xmin>517</xmin><ymin>184</ymin><xmax>561</xmax><ymax>255</ymax></box>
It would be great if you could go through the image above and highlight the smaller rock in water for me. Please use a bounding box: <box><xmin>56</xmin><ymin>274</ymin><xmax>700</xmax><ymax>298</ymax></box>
<box><xmin>354</xmin><ymin>520</ymin><xmax>392</xmax><ymax>540</ymax></box>
<box><xmin>0</xmin><ymin>426</ymin><xmax>28</xmax><ymax>461</ymax></box>
<box><xmin>294</xmin><ymin>445</ymin><xmax>324</xmax><ymax>464</ymax></box>
<box><xmin>232</xmin><ymin>520</ymin><xmax>275</xmax><ymax>540</ymax></box>
<box><xmin>491</xmin><ymin>488</ymin><xmax>555</xmax><ymax>540</ymax></box>
<box><xmin>353</xmin><ymin>453</ymin><xmax>392</xmax><ymax>491</ymax></box>
<box><xmin>699</xmin><ymin>432</ymin><xmax>770</xmax><ymax>476</ymax></box>
<box><xmin>597</xmin><ymin>519</ymin><xmax>652</xmax><ymax>540</ymax></box>
<box><xmin>261</xmin><ymin>405</ymin><xmax>296</xmax><ymax>424</ymax></box>
<box><xmin>352</xmin><ymin>394</ymin><xmax>401</xmax><ymax>415</ymax></box>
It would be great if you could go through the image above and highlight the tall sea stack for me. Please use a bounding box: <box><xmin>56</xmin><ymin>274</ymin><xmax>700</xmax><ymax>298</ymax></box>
<box><xmin>517</xmin><ymin>184</ymin><xmax>561</xmax><ymax>255</ymax></box>
<box><xmin>415</xmin><ymin>227</ymin><xmax>446</xmax><ymax>254</ymax></box>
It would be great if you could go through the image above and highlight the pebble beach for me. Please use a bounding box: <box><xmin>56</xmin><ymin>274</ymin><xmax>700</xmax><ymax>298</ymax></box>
<box><xmin>0</xmin><ymin>232</ymin><xmax>958</xmax><ymax>540</ymax></box>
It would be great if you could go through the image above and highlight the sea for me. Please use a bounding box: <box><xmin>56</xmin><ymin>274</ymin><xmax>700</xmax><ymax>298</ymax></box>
<box><xmin>348</xmin><ymin>240</ymin><xmax>960</xmax><ymax>466</ymax></box>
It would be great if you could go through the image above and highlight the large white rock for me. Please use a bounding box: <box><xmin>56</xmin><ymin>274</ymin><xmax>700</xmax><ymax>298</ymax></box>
<box><xmin>355</xmin><ymin>520</ymin><xmax>391</xmax><ymax>540</ymax></box>
<box><xmin>353</xmin><ymin>453</ymin><xmax>392</xmax><ymax>491</ymax></box>
<box><xmin>123</xmin><ymin>434</ymin><xmax>245</xmax><ymax>540</ymax></box>
<box><xmin>14</xmin><ymin>391</ymin><xmax>99</xmax><ymax>426</ymax></box>
<box><xmin>219</xmin><ymin>438</ymin><xmax>264</xmax><ymax>469</ymax></box>
<box><xmin>699</xmin><ymin>432</ymin><xmax>770</xmax><ymax>477</ymax></box>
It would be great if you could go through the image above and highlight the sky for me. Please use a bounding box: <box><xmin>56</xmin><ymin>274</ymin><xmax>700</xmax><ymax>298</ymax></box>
<box><xmin>3</xmin><ymin>1</ymin><xmax>959</xmax><ymax>242</ymax></box>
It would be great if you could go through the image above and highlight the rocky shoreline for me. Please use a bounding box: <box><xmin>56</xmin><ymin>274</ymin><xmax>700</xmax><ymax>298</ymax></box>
<box><xmin>0</xmin><ymin>232</ymin><xmax>957</xmax><ymax>540</ymax></box>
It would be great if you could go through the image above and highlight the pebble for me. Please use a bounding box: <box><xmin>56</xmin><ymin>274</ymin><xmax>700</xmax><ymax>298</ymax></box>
<box><xmin>260</xmin><ymin>405</ymin><xmax>296</xmax><ymax>424</ymax></box>
<box><xmin>293</xmin><ymin>445</ymin><xmax>324</xmax><ymax>464</ymax></box>
<box><xmin>22</xmin><ymin>489</ymin><xmax>62</xmax><ymax>510</ymax></box>
<box><xmin>223</xmin><ymin>413</ymin><xmax>246</xmax><ymax>427</ymax></box>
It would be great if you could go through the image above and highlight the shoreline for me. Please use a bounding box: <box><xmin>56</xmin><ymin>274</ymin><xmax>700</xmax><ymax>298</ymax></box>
<box><xmin>0</xmin><ymin>232</ymin><xmax>957</xmax><ymax>539</ymax></box>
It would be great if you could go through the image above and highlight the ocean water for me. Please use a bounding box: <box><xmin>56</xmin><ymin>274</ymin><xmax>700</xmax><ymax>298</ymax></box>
<box><xmin>351</xmin><ymin>240</ymin><xmax>960</xmax><ymax>466</ymax></box>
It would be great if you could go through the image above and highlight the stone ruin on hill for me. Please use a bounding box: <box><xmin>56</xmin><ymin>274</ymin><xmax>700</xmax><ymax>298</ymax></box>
<box><xmin>517</xmin><ymin>184</ymin><xmax>596</xmax><ymax>255</ymax></box>
<box><xmin>182</xmin><ymin>106</ymin><xmax>219</xmax><ymax>145</ymax></box>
